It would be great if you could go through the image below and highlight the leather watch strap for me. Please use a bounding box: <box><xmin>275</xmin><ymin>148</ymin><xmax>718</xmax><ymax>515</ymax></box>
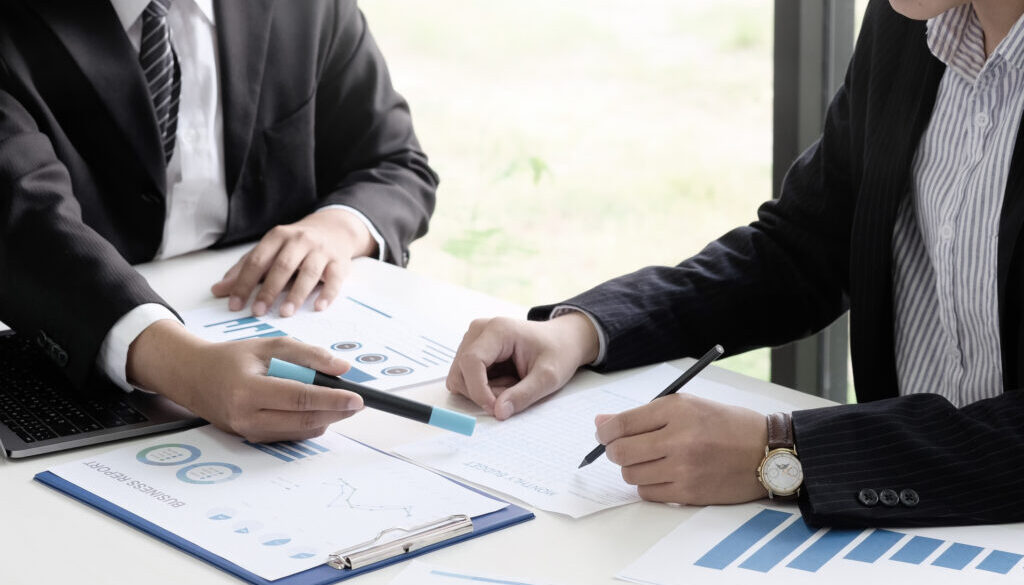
<box><xmin>766</xmin><ymin>412</ymin><xmax>794</xmax><ymax>450</ymax></box>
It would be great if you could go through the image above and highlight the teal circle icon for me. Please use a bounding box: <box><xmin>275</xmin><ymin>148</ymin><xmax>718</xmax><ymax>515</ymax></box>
<box><xmin>137</xmin><ymin>444</ymin><xmax>201</xmax><ymax>466</ymax></box>
<box><xmin>176</xmin><ymin>462</ymin><xmax>242</xmax><ymax>484</ymax></box>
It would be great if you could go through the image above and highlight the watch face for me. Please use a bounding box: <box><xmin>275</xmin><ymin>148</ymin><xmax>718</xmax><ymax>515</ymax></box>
<box><xmin>762</xmin><ymin>450</ymin><xmax>803</xmax><ymax>495</ymax></box>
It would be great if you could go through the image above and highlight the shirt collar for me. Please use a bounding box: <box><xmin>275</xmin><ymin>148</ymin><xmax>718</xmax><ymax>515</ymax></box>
<box><xmin>108</xmin><ymin>0</ymin><xmax>216</xmax><ymax>32</ymax></box>
<box><xmin>927</xmin><ymin>4</ymin><xmax>1024</xmax><ymax>77</ymax></box>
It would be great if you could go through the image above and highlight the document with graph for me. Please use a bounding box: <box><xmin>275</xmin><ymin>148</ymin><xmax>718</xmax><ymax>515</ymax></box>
<box><xmin>37</xmin><ymin>426</ymin><xmax>510</xmax><ymax>581</ymax></box>
<box><xmin>181</xmin><ymin>259</ymin><xmax>466</xmax><ymax>392</ymax></box>
<box><xmin>618</xmin><ymin>503</ymin><xmax>1024</xmax><ymax>584</ymax></box>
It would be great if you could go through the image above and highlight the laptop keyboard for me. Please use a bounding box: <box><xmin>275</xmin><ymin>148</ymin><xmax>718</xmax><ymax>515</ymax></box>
<box><xmin>0</xmin><ymin>333</ymin><xmax>148</xmax><ymax>444</ymax></box>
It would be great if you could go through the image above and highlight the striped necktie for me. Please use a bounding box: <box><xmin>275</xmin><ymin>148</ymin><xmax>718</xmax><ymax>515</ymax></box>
<box><xmin>139</xmin><ymin>0</ymin><xmax>180</xmax><ymax>164</ymax></box>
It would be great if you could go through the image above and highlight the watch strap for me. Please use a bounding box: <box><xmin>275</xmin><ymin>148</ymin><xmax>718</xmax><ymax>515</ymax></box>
<box><xmin>766</xmin><ymin>412</ymin><xmax>794</xmax><ymax>451</ymax></box>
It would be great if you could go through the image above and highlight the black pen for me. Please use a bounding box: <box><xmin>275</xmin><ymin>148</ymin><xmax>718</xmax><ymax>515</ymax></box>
<box><xmin>577</xmin><ymin>344</ymin><xmax>725</xmax><ymax>469</ymax></box>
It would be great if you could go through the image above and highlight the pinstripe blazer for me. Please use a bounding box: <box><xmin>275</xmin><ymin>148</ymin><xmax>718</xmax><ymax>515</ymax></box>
<box><xmin>531</xmin><ymin>0</ymin><xmax>1024</xmax><ymax>527</ymax></box>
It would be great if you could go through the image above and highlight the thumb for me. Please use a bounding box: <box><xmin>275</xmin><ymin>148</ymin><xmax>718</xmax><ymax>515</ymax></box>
<box><xmin>493</xmin><ymin>364</ymin><xmax>565</xmax><ymax>420</ymax></box>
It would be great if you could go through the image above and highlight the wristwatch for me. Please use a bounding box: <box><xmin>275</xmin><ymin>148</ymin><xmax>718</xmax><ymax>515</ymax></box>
<box><xmin>756</xmin><ymin>412</ymin><xmax>803</xmax><ymax>500</ymax></box>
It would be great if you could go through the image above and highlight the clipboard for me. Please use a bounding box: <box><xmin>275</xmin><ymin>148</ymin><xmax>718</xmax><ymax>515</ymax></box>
<box><xmin>35</xmin><ymin>462</ymin><xmax>533</xmax><ymax>585</ymax></box>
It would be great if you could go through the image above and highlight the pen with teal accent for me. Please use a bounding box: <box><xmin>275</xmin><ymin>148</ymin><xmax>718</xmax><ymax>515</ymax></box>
<box><xmin>266</xmin><ymin>358</ymin><xmax>476</xmax><ymax>436</ymax></box>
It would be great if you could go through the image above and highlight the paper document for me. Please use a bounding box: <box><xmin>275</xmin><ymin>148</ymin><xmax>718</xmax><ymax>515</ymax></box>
<box><xmin>617</xmin><ymin>503</ymin><xmax>1024</xmax><ymax>585</ymax></box>
<box><xmin>389</xmin><ymin>561</ymin><xmax>564</xmax><ymax>585</ymax></box>
<box><xmin>395</xmin><ymin>364</ymin><xmax>796</xmax><ymax>518</ymax></box>
<box><xmin>182</xmin><ymin>261</ymin><xmax>464</xmax><ymax>391</ymax></box>
<box><xmin>46</xmin><ymin>426</ymin><xmax>507</xmax><ymax>581</ymax></box>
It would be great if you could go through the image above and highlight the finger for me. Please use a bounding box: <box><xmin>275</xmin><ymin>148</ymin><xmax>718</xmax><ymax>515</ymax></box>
<box><xmin>262</xmin><ymin>337</ymin><xmax>351</xmax><ymax>377</ymax></box>
<box><xmin>211</xmin><ymin>258</ymin><xmax>245</xmax><ymax>297</ymax></box>
<box><xmin>596</xmin><ymin>402</ymin><xmax>669</xmax><ymax>445</ymax></box>
<box><xmin>451</xmin><ymin>332</ymin><xmax>512</xmax><ymax>415</ymax></box>
<box><xmin>314</xmin><ymin>259</ymin><xmax>349</xmax><ymax>312</ymax></box>
<box><xmin>244</xmin><ymin>409</ymin><xmax>356</xmax><ymax>443</ymax></box>
<box><xmin>252</xmin><ymin>376</ymin><xmax>363</xmax><ymax>413</ymax></box>
<box><xmin>229</xmin><ymin>237</ymin><xmax>286</xmax><ymax>312</ymax></box>
<box><xmin>493</xmin><ymin>356</ymin><xmax>569</xmax><ymax>420</ymax></box>
<box><xmin>609</xmin><ymin>434</ymin><xmax>668</xmax><ymax>470</ymax></box>
<box><xmin>487</xmin><ymin>375</ymin><xmax>520</xmax><ymax>392</ymax></box>
<box><xmin>637</xmin><ymin>482</ymin><xmax>681</xmax><ymax>504</ymax></box>
<box><xmin>445</xmin><ymin>319</ymin><xmax>493</xmax><ymax>398</ymax></box>
<box><xmin>281</xmin><ymin>252</ymin><xmax>328</xmax><ymax>317</ymax></box>
<box><xmin>252</xmin><ymin>240</ymin><xmax>309</xmax><ymax>316</ymax></box>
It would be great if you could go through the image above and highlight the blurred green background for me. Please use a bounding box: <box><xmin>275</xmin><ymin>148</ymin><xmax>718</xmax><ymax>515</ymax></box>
<box><xmin>360</xmin><ymin>0</ymin><xmax>777</xmax><ymax>380</ymax></box>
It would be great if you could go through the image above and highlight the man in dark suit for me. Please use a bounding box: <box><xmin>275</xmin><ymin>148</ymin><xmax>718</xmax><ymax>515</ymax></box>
<box><xmin>448</xmin><ymin>0</ymin><xmax>1024</xmax><ymax>527</ymax></box>
<box><xmin>0</xmin><ymin>1</ymin><xmax>437</xmax><ymax>441</ymax></box>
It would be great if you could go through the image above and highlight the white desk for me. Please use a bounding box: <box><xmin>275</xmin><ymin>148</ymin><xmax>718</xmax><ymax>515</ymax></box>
<box><xmin>0</xmin><ymin>246</ymin><xmax>834</xmax><ymax>585</ymax></box>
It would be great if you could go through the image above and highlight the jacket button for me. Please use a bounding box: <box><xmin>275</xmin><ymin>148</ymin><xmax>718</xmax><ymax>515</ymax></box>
<box><xmin>879</xmin><ymin>488</ymin><xmax>899</xmax><ymax>507</ymax></box>
<box><xmin>900</xmin><ymin>488</ymin><xmax>919</xmax><ymax>507</ymax></box>
<box><xmin>858</xmin><ymin>488</ymin><xmax>878</xmax><ymax>507</ymax></box>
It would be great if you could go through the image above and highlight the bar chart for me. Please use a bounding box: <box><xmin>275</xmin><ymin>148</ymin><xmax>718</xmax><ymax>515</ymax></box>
<box><xmin>618</xmin><ymin>504</ymin><xmax>1024</xmax><ymax>585</ymax></box>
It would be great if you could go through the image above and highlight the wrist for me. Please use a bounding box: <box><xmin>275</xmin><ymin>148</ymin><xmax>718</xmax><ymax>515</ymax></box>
<box><xmin>312</xmin><ymin>208</ymin><xmax>376</xmax><ymax>258</ymax></box>
<box><xmin>126</xmin><ymin>320</ymin><xmax>206</xmax><ymax>405</ymax></box>
<box><xmin>550</xmin><ymin>311</ymin><xmax>600</xmax><ymax>367</ymax></box>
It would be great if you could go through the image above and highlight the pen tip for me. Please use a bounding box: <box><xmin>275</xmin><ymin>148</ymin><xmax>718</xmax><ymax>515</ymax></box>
<box><xmin>577</xmin><ymin>459</ymin><xmax>588</xmax><ymax>469</ymax></box>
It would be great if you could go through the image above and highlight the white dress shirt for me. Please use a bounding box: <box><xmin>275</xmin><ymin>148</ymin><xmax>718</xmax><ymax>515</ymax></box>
<box><xmin>99</xmin><ymin>0</ymin><xmax>384</xmax><ymax>391</ymax></box>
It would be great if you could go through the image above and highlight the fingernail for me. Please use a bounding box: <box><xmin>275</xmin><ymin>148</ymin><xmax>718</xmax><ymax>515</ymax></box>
<box><xmin>315</xmin><ymin>299</ymin><xmax>328</xmax><ymax>311</ymax></box>
<box><xmin>330</xmin><ymin>357</ymin><xmax>348</xmax><ymax>371</ymax></box>
<box><xmin>229</xmin><ymin>296</ymin><xmax>243</xmax><ymax>311</ymax></box>
<box><xmin>495</xmin><ymin>401</ymin><xmax>513</xmax><ymax>420</ymax></box>
<box><xmin>252</xmin><ymin>301</ymin><xmax>267</xmax><ymax>316</ymax></box>
<box><xmin>280</xmin><ymin>302</ymin><xmax>295</xmax><ymax>317</ymax></box>
<box><xmin>347</xmin><ymin>396</ymin><xmax>364</xmax><ymax>411</ymax></box>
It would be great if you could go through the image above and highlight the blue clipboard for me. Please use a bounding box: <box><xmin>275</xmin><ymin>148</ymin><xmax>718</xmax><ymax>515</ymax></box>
<box><xmin>35</xmin><ymin>466</ymin><xmax>533</xmax><ymax>584</ymax></box>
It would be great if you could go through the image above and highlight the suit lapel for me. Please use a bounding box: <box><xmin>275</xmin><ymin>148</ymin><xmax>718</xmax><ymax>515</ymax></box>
<box><xmin>30</xmin><ymin>0</ymin><xmax>167</xmax><ymax>194</ymax></box>
<box><xmin>214</xmin><ymin>0</ymin><xmax>275</xmax><ymax>196</ymax></box>
<box><xmin>996</xmin><ymin>114</ymin><xmax>1024</xmax><ymax>389</ymax></box>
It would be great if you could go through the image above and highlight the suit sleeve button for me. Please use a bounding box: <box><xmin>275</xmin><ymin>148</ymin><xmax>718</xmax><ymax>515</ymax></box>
<box><xmin>899</xmin><ymin>488</ymin><xmax>919</xmax><ymax>507</ymax></box>
<box><xmin>858</xmin><ymin>488</ymin><xmax>879</xmax><ymax>507</ymax></box>
<box><xmin>879</xmin><ymin>488</ymin><xmax>899</xmax><ymax>507</ymax></box>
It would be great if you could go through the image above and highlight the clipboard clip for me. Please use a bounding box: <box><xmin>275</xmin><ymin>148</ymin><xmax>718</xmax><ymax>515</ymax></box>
<box><xmin>327</xmin><ymin>514</ymin><xmax>474</xmax><ymax>570</ymax></box>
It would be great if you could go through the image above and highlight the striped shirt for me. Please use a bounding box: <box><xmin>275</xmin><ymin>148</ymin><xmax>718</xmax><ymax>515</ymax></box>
<box><xmin>893</xmin><ymin>5</ymin><xmax>1024</xmax><ymax>406</ymax></box>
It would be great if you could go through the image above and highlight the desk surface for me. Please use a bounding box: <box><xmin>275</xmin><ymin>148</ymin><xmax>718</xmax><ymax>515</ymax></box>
<box><xmin>0</xmin><ymin>246</ymin><xmax>834</xmax><ymax>585</ymax></box>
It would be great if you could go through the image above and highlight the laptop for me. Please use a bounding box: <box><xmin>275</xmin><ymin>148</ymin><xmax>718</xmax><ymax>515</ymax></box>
<box><xmin>0</xmin><ymin>329</ymin><xmax>203</xmax><ymax>458</ymax></box>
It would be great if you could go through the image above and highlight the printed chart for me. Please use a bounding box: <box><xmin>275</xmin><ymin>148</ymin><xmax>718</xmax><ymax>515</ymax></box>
<box><xmin>618</xmin><ymin>504</ymin><xmax>1024</xmax><ymax>585</ymax></box>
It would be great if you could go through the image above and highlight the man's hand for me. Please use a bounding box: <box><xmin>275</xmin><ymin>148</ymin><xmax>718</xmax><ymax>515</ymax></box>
<box><xmin>127</xmin><ymin>320</ymin><xmax>364</xmax><ymax>442</ymax></box>
<box><xmin>596</xmin><ymin>394</ymin><xmax>769</xmax><ymax>505</ymax></box>
<box><xmin>211</xmin><ymin>208</ymin><xmax>377</xmax><ymax>317</ymax></box>
<box><xmin>447</xmin><ymin>313</ymin><xmax>600</xmax><ymax>420</ymax></box>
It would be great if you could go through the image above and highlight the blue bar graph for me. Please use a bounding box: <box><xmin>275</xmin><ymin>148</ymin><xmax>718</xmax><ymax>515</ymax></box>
<box><xmin>244</xmin><ymin>441</ymin><xmax>293</xmax><ymax>462</ymax></box>
<box><xmin>695</xmin><ymin>509</ymin><xmax>791</xmax><ymax>569</ymax></box>
<box><xmin>891</xmin><ymin>536</ymin><xmax>944</xmax><ymax>564</ymax></box>
<box><xmin>288</xmin><ymin>441</ymin><xmax>318</xmax><ymax>456</ymax></box>
<box><xmin>845</xmin><ymin>529</ymin><xmax>904</xmax><ymax>563</ymax></box>
<box><xmin>244</xmin><ymin>439</ymin><xmax>330</xmax><ymax>462</ymax></box>
<box><xmin>977</xmin><ymin>551</ymin><xmax>1024</xmax><ymax>574</ymax></box>
<box><xmin>738</xmin><ymin>518</ymin><xmax>819</xmax><ymax>572</ymax></box>
<box><xmin>932</xmin><ymin>543</ymin><xmax>983</xmax><ymax>570</ymax></box>
<box><xmin>787</xmin><ymin>529</ymin><xmax>861</xmax><ymax>572</ymax></box>
<box><xmin>269</xmin><ymin>442</ymin><xmax>306</xmax><ymax>459</ymax></box>
<box><xmin>302</xmin><ymin>439</ymin><xmax>329</xmax><ymax>453</ymax></box>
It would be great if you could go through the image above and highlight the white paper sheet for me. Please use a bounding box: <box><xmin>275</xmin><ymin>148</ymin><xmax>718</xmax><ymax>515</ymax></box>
<box><xmin>617</xmin><ymin>503</ymin><xmax>1024</xmax><ymax>585</ymax></box>
<box><xmin>46</xmin><ymin>427</ymin><xmax>507</xmax><ymax>581</ymax></box>
<box><xmin>395</xmin><ymin>364</ymin><xmax>797</xmax><ymax>518</ymax></box>
<box><xmin>182</xmin><ymin>262</ymin><xmax>464</xmax><ymax>391</ymax></box>
<box><xmin>389</xmin><ymin>561</ymin><xmax>564</xmax><ymax>585</ymax></box>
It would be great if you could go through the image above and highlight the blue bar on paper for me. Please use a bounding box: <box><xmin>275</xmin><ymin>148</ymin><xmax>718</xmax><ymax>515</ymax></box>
<box><xmin>891</xmin><ymin>536</ymin><xmax>944</xmax><ymax>564</ymax></box>
<box><xmin>302</xmin><ymin>439</ymin><xmax>329</xmax><ymax>453</ymax></box>
<box><xmin>932</xmin><ymin>543</ymin><xmax>983</xmax><ymax>570</ymax></box>
<box><xmin>236</xmin><ymin>330</ymin><xmax>288</xmax><ymax>340</ymax></box>
<box><xmin>977</xmin><ymin>550</ymin><xmax>1024</xmax><ymax>574</ymax></box>
<box><xmin>738</xmin><ymin>518</ymin><xmax>819</xmax><ymax>572</ymax></box>
<box><xmin>341</xmin><ymin>366</ymin><xmax>376</xmax><ymax>383</ymax></box>
<box><xmin>243</xmin><ymin>441</ymin><xmax>293</xmax><ymax>462</ymax></box>
<box><xmin>787</xmin><ymin>528</ymin><xmax>861</xmax><ymax>572</ymax></box>
<box><xmin>287</xmin><ymin>441</ymin><xmax>318</xmax><ymax>456</ymax></box>
<box><xmin>268</xmin><ymin>442</ymin><xmax>306</xmax><ymax>459</ymax></box>
<box><xmin>694</xmin><ymin>509</ymin><xmax>792</xmax><ymax>570</ymax></box>
<box><xmin>845</xmin><ymin>529</ymin><xmax>904</xmax><ymax>563</ymax></box>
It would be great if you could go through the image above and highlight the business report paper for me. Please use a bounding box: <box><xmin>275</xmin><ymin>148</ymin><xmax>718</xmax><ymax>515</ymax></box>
<box><xmin>617</xmin><ymin>503</ymin><xmax>1024</xmax><ymax>585</ymax></box>
<box><xmin>45</xmin><ymin>426</ymin><xmax>507</xmax><ymax>581</ymax></box>
<box><xmin>389</xmin><ymin>561</ymin><xmax>564</xmax><ymax>585</ymax></box>
<box><xmin>395</xmin><ymin>364</ymin><xmax>796</xmax><ymax>518</ymax></box>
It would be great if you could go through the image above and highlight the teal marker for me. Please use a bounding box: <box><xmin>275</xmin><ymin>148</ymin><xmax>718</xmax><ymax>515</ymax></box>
<box><xmin>266</xmin><ymin>358</ymin><xmax>475</xmax><ymax>436</ymax></box>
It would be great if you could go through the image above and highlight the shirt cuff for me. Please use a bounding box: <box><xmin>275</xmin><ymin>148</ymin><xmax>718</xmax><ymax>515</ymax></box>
<box><xmin>98</xmin><ymin>304</ymin><xmax>181</xmax><ymax>392</ymax></box>
<box><xmin>317</xmin><ymin>205</ymin><xmax>386</xmax><ymax>262</ymax></box>
<box><xmin>550</xmin><ymin>305</ymin><xmax>608</xmax><ymax>366</ymax></box>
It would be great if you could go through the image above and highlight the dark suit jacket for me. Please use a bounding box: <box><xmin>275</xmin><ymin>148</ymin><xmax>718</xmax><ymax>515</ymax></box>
<box><xmin>0</xmin><ymin>0</ymin><xmax>437</xmax><ymax>388</ymax></box>
<box><xmin>532</xmin><ymin>0</ymin><xmax>1024</xmax><ymax>527</ymax></box>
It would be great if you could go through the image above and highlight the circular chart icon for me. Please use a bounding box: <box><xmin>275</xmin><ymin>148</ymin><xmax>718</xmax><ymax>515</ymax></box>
<box><xmin>206</xmin><ymin>507</ymin><xmax>236</xmax><ymax>521</ymax></box>
<box><xmin>356</xmin><ymin>353</ymin><xmax>387</xmax><ymax>364</ymax></box>
<box><xmin>176</xmin><ymin>462</ymin><xmax>242</xmax><ymax>485</ymax></box>
<box><xmin>136</xmin><ymin>444</ymin><xmax>201</xmax><ymax>466</ymax></box>
<box><xmin>288</xmin><ymin>546</ymin><xmax>317</xmax><ymax>560</ymax></box>
<box><xmin>260</xmin><ymin>534</ymin><xmax>292</xmax><ymax>547</ymax></box>
<box><xmin>381</xmin><ymin>366</ymin><xmax>413</xmax><ymax>376</ymax></box>
<box><xmin>331</xmin><ymin>341</ymin><xmax>362</xmax><ymax>352</ymax></box>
